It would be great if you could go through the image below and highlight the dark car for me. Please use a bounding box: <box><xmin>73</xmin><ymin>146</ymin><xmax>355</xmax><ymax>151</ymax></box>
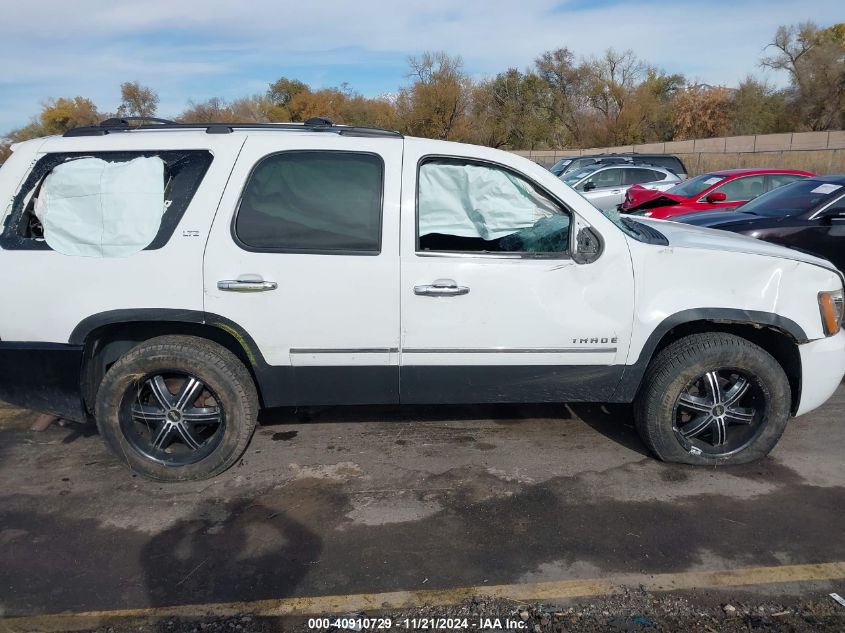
<box><xmin>674</xmin><ymin>176</ymin><xmax>845</xmax><ymax>272</ymax></box>
<box><xmin>550</xmin><ymin>153</ymin><xmax>688</xmax><ymax>179</ymax></box>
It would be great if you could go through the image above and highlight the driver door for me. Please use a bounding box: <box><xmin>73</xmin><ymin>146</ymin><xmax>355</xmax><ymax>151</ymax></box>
<box><xmin>398</xmin><ymin>147</ymin><xmax>634</xmax><ymax>404</ymax></box>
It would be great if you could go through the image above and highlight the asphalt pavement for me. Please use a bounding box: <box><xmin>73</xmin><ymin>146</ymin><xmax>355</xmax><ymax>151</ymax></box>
<box><xmin>1</xmin><ymin>383</ymin><xmax>844</xmax><ymax>626</ymax></box>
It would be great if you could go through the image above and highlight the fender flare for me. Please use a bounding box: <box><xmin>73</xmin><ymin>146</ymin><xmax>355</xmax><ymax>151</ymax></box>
<box><xmin>612</xmin><ymin>308</ymin><xmax>807</xmax><ymax>402</ymax></box>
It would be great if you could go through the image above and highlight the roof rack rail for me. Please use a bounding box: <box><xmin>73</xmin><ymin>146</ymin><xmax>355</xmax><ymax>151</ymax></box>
<box><xmin>99</xmin><ymin>116</ymin><xmax>177</xmax><ymax>128</ymax></box>
<box><xmin>63</xmin><ymin>116</ymin><xmax>403</xmax><ymax>139</ymax></box>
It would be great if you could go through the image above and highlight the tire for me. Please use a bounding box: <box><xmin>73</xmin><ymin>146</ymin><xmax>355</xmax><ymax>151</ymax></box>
<box><xmin>95</xmin><ymin>335</ymin><xmax>258</xmax><ymax>481</ymax></box>
<box><xmin>634</xmin><ymin>333</ymin><xmax>791</xmax><ymax>465</ymax></box>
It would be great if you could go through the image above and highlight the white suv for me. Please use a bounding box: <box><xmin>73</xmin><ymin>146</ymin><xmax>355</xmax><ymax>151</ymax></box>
<box><xmin>1</xmin><ymin>118</ymin><xmax>843</xmax><ymax>481</ymax></box>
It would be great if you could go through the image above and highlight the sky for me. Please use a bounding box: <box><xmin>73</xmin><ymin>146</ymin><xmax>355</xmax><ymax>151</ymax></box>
<box><xmin>0</xmin><ymin>0</ymin><xmax>840</xmax><ymax>133</ymax></box>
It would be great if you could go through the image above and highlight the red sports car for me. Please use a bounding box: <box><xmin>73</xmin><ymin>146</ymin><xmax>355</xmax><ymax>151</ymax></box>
<box><xmin>620</xmin><ymin>168</ymin><xmax>815</xmax><ymax>220</ymax></box>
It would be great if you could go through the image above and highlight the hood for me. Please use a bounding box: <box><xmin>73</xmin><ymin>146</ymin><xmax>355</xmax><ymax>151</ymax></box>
<box><xmin>635</xmin><ymin>217</ymin><xmax>838</xmax><ymax>273</ymax></box>
<box><xmin>675</xmin><ymin>209</ymin><xmax>760</xmax><ymax>227</ymax></box>
<box><xmin>621</xmin><ymin>184</ymin><xmax>685</xmax><ymax>211</ymax></box>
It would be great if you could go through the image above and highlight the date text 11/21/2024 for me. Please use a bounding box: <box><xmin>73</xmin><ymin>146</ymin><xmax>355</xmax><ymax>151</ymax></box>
<box><xmin>307</xmin><ymin>617</ymin><xmax>528</xmax><ymax>630</ymax></box>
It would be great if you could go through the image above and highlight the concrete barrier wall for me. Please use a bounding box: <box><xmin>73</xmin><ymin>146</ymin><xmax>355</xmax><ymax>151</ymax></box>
<box><xmin>513</xmin><ymin>131</ymin><xmax>845</xmax><ymax>175</ymax></box>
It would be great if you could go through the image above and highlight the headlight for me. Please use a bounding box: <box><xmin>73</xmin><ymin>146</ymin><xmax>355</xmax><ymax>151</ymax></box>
<box><xmin>818</xmin><ymin>289</ymin><xmax>844</xmax><ymax>336</ymax></box>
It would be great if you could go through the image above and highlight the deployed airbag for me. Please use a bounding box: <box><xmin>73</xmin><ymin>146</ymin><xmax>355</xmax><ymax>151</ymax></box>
<box><xmin>419</xmin><ymin>161</ymin><xmax>559</xmax><ymax>240</ymax></box>
<box><xmin>35</xmin><ymin>156</ymin><xmax>165</xmax><ymax>257</ymax></box>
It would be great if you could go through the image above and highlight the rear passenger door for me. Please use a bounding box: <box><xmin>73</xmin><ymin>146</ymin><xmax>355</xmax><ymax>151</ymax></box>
<box><xmin>581</xmin><ymin>167</ymin><xmax>625</xmax><ymax>210</ymax></box>
<box><xmin>203</xmin><ymin>135</ymin><xmax>403</xmax><ymax>406</ymax></box>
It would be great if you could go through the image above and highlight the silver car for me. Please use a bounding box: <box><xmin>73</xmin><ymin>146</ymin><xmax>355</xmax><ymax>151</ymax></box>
<box><xmin>562</xmin><ymin>164</ymin><xmax>682</xmax><ymax>211</ymax></box>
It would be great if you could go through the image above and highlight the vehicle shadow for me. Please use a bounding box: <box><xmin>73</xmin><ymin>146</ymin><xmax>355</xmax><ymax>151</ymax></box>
<box><xmin>259</xmin><ymin>402</ymin><xmax>572</xmax><ymax>426</ymax></box>
<box><xmin>568</xmin><ymin>402</ymin><xmax>651</xmax><ymax>457</ymax></box>
<box><xmin>59</xmin><ymin>420</ymin><xmax>99</xmax><ymax>444</ymax></box>
<box><xmin>140</xmin><ymin>498</ymin><xmax>322</xmax><ymax>607</ymax></box>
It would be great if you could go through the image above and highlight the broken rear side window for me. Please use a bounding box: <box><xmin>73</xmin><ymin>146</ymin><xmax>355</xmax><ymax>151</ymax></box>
<box><xmin>0</xmin><ymin>150</ymin><xmax>213</xmax><ymax>255</ymax></box>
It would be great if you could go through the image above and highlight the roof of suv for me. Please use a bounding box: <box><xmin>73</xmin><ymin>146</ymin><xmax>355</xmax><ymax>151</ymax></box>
<box><xmin>62</xmin><ymin>116</ymin><xmax>403</xmax><ymax>140</ymax></box>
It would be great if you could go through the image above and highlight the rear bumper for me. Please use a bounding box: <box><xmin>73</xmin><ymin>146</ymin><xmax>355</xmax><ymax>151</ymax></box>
<box><xmin>0</xmin><ymin>342</ymin><xmax>86</xmax><ymax>421</ymax></box>
<box><xmin>796</xmin><ymin>331</ymin><xmax>845</xmax><ymax>416</ymax></box>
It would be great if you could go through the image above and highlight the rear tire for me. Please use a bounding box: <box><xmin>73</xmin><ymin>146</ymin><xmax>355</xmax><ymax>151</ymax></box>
<box><xmin>95</xmin><ymin>335</ymin><xmax>258</xmax><ymax>481</ymax></box>
<box><xmin>634</xmin><ymin>333</ymin><xmax>790</xmax><ymax>465</ymax></box>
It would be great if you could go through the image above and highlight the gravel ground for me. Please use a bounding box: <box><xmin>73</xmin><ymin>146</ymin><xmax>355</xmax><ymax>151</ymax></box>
<box><xmin>77</xmin><ymin>588</ymin><xmax>845</xmax><ymax>633</ymax></box>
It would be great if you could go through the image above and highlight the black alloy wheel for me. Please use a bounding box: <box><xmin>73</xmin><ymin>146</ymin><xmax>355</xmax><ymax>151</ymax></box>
<box><xmin>120</xmin><ymin>372</ymin><xmax>226</xmax><ymax>465</ymax></box>
<box><xmin>673</xmin><ymin>368</ymin><xmax>765</xmax><ymax>456</ymax></box>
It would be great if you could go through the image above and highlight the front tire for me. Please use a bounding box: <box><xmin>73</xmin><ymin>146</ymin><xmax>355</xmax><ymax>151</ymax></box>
<box><xmin>634</xmin><ymin>333</ymin><xmax>791</xmax><ymax>465</ymax></box>
<box><xmin>95</xmin><ymin>335</ymin><xmax>258</xmax><ymax>481</ymax></box>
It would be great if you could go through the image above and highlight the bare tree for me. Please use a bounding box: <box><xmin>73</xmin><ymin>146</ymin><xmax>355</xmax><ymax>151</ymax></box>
<box><xmin>761</xmin><ymin>22</ymin><xmax>845</xmax><ymax>130</ymax></box>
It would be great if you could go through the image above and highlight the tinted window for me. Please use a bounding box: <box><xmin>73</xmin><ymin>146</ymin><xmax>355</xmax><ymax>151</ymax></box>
<box><xmin>417</xmin><ymin>158</ymin><xmax>571</xmax><ymax>255</ymax></box>
<box><xmin>668</xmin><ymin>174</ymin><xmax>725</xmax><ymax>197</ymax></box>
<box><xmin>711</xmin><ymin>175</ymin><xmax>766</xmax><ymax>202</ymax></box>
<box><xmin>624</xmin><ymin>168</ymin><xmax>663</xmax><ymax>185</ymax></box>
<box><xmin>596</xmin><ymin>157</ymin><xmax>628</xmax><ymax>165</ymax></box>
<box><xmin>235</xmin><ymin>151</ymin><xmax>383</xmax><ymax>253</ymax></box>
<box><xmin>564</xmin><ymin>157</ymin><xmax>598</xmax><ymax>173</ymax></box>
<box><xmin>634</xmin><ymin>156</ymin><xmax>685</xmax><ymax>174</ymax></box>
<box><xmin>739</xmin><ymin>180</ymin><xmax>845</xmax><ymax>218</ymax></box>
<box><xmin>583</xmin><ymin>168</ymin><xmax>623</xmax><ymax>189</ymax></box>
<box><xmin>550</xmin><ymin>158</ymin><xmax>573</xmax><ymax>175</ymax></box>
<box><xmin>768</xmin><ymin>173</ymin><xmax>806</xmax><ymax>189</ymax></box>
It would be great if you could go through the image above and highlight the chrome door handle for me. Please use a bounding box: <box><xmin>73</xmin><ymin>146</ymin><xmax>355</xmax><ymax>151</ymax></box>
<box><xmin>414</xmin><ymin>279</ymin><xmax>469</xmax><ymax>297</ymax></box>
<box><xmin>217</xmin><ymin>277</ymin><xmax>278</xmax><ymax>292</ymax></box>
<box><xmin>610</xmin><ymin>189</ymin><xmax>621</xmax><ymax>194</ymax></box>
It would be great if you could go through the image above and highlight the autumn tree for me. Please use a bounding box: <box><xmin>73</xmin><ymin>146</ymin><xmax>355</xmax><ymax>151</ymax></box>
<box><xmin>470</xmin><ymin>69</ymin><xmax>552</xmax><ymax>149</ymax></box>
<box><xmin>673</xmin><ymin>84</ymin><xmax>734</xmax><ymax>140</ymax></box>
<box><xmin>762</xmin><ymin>22</ymin><xmax>845</xmax><ymax>130</ymax></box>
<box><xmin>580</xmin><ymin>49</ymin><xmax>649</xmax><ymax>146</ymax></box>
<box><xmin>533</xmin><ymin>48</ymin><xmax>588</xmax><ymax>147</ymax></box>
<box><xmin>229</xmin><ymin>95</ymin><xmax>272</xmax><ymax>122</ymax></box>
<box><xmin>38</xmin><ymin>97</ymin><xmax>100</xmax><ymax>134</ymax></box>
<box><xmin>622</xmin><ymin>69</ymin><xmax>684</xmax><ymax>143</ymax></box>
<box><xmin>116</xmin><ymin>81</ymin><xmax>159</xmax><ymax>119</ymax></box>
<box><xmin>394</xmin><ymin>52</ymin><xmax>472</xmax><ymax>140</ymax></box>
<box><xmin>731</xmin><ymin>76</ymin><xmax>792</xmax><ymax>135</ymax></box>
<box><xmin>266</xmin><ymin>77</ymin><xmax>309</xmax><ymax>121</ymax></box>
<box><xmin>177</xmin><ymin>97</ymin><xmax>237</xmax><ymax>123</ymax></box>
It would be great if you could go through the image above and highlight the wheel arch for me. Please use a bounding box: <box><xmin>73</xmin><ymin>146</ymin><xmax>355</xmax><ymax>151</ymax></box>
<box><xmin>616</xmin><ymin>309</ymin><xmax>805</xmax><ymax>414</ymax></box>
<box><xmin>73</xmin><ymin>310</ymin><xmax>271</xmax><ymax>413</ymax></box>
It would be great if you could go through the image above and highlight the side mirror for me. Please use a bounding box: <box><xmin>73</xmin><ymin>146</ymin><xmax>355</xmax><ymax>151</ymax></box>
<box><xmin>705</xmin><ymin>191</ymin><xmax>727</xmax><ymax>203</ymax></box>
<box><xmin>573</xmin><ymin>226</ymin><xmax>602</xmax><ymax>264</ymax></box>
<box><xmin>582</xmin><ymin>181</ymin><xmax>596</xmax><ymax>192</ymax></box>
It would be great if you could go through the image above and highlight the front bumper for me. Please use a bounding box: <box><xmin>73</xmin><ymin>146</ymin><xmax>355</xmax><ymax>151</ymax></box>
<box><xmin>796</xmin><ymin>330</ymin><xmax>845</xmax><ymax>416</ymax></box>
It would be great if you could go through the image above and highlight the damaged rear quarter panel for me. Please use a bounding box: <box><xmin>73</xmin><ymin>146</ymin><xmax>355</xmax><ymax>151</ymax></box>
<box><xmin>0</xmin><ymin>134</ymin><xmax>244</xmax><ymax>344</ymax></box>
